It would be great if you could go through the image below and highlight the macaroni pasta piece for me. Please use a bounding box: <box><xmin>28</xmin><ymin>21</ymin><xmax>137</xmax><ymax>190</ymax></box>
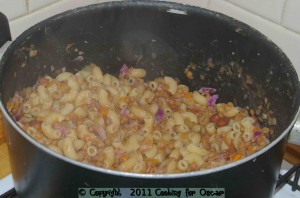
<box><xmin>164</xmin><ymin>76</ymin><xmax>177</xmax><ymax>95</ymax></box>
<box><xmin>62</xmin><ymin>137</ymin><xmax>79</xmax><ymax>160</ymax></box>
<box><xmin>41</xmin><ymin>112</ymin><xmax>65</xmax><ymax>139</ymax></box>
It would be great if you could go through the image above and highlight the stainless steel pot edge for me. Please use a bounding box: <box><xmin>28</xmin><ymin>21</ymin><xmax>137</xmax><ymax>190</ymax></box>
<box><xmin>0</xmin><ymin>99</ymin><xmax>299</xmax><ymax>179</ymax></box>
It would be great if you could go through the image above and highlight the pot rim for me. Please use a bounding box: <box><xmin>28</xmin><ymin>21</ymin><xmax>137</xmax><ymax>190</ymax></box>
<box><xmin>0</xmin><ymin>0</ymin><xmax>299</xmax><ymax>179</ymax></box>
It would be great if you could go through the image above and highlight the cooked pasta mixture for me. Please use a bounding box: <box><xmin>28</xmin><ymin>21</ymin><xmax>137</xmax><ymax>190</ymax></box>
<box><xmin>7</xmin><ymin>64</ymin><xmax>270</xmax><ymax>173</ymax></box>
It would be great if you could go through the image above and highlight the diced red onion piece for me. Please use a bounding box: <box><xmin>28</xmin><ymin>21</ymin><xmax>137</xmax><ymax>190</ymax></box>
<box><xmin>208</xmin><ymin>94</ymin><xmax>218</xmax><ymax>106</ymax></box>
<box><xmin>254</xmin><ymin>131</ymin><xmax>261</xmax><ymax>139</ymax></box>
<box><xmin>120</xmin><ymin>64</ymin><xmax>129</xmax><ymax>77</ymax></box>
<box><xmin>199</xmin><ymin>87</ymin><xmax>216</xmax><ymax>95</ymax></box>
<box><xmin>13</xmin><ymin>114</ymin><xmax>20</xmax><ymax>121</ymax></box>
<box><xmin>155</xmin><ymin>108</ymin><xmax>164</xmax><ymax>122</ymax></box>
<box><xmin>120</xmin><ymin>107</ymin><xmax>129</xmax><ymax>115</ymax></box>
<box><xmin>53</xmin><ymin>124</ymin><xmax>67</xmax><ymax>138</ymax></box>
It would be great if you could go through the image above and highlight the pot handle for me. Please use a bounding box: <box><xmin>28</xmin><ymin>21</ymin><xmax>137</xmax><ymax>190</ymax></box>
<box><xmin>288</xmin><ymin>112</ymin><xmax>300</xmax><ymax>145</ymax></box>
<box><xmin>0</xmin><ymin>11</ymin><xmax>12</xmax><ymax>48</ymax></box>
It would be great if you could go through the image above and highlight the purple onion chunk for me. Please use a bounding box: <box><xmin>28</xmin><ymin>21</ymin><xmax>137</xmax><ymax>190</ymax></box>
<box><xmin>208</xmin><ymin>94</ymin><xmax>218</xmax><ymax>106</ymax></box>
<box><xmin>13</xmin><ymin>114</ymin><xmax>20</xmax><ymax>121</ymax></box>
<box><xmin>155</xmin><ymin>108</ymin><xmax>165</xmax><ymax>122</ymax></box>
<box><xmin>53</xmin><ymin>124</ymin><xmax>67</xmax><ymax>138</ymax></box>
<box><xmin>199</xmin><ymin>87</ymin><xmax>217</xmax><ymax>95</ymax></box>
<box><xmin>120</xmin><ymin>64</ymin><xmax>129</xmax><ymax>77</ymax></box>
<box><xmin>253</xmin><ymin>131</ymin><xmax>262</xmax><ymax>139</ymax></box>
<box><xmin>120</xmin><ymin>106</ymin><xmax>129</xmax><ymax>115</ymax></box>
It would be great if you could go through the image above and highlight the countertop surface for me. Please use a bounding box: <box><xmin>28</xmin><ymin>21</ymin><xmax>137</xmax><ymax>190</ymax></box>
<box><xmin>0</xmin><ymin>112</ymin><xmax>11</xmax><ymax>179</ymax></box>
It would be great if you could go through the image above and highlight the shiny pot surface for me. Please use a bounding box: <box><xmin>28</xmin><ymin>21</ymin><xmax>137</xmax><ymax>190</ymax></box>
<box><xmin>0</xmin><ymin>1</ymin><xmax>299</xmax><ymax>197</ymax></box>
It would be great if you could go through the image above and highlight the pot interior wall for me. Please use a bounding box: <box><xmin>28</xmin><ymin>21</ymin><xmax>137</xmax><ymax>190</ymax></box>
<box><xmin>0</xmin><ymin>1</ymin><xmax>299</xmax><ymax>140</ymax></box>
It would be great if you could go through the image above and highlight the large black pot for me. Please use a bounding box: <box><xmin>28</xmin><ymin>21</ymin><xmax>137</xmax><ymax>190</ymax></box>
<box><xmin>0</xmin><ymin>1</ymin><xmax>299</xmax><ymax>198</ymax></box>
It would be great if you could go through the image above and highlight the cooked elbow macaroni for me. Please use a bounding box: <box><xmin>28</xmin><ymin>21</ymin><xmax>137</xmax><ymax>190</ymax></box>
<box><xmin>8</xmin><ymin>63</ymin><xmax>271</xmax><ymax>174</ymax></box>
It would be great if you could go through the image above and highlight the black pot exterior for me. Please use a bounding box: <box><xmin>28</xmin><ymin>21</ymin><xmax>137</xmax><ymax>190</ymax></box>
<box><xmin>0</xmin><ymin>1</ymin><xmax>299</xmax><ymax>197</ymax></box>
